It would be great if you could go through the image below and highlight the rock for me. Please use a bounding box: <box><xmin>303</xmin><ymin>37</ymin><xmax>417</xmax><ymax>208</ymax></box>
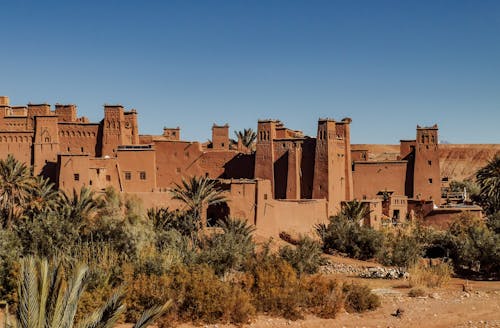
<box><xmin>429</xmin><ymin>292</ymin><xmax>441</xmax><ymax>299</ymax></box>
<box><xmin>391</xmin><ymin>308</ymin><xmax>405</xmax><ymax>318</ymax></box>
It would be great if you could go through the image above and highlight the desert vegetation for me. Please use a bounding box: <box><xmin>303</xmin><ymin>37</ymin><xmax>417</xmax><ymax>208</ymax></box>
<box><xmin>0</xmin><ymin>154</ymin><xmax>499</xmax><ymax>326</ymax></box>
<box><xmin>0</xmin><ymin>156</ymin><xmax>381</xmax><ymax>326</ymax></box>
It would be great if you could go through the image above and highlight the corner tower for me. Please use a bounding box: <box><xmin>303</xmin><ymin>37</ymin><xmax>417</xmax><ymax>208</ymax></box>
<box><xmin>312</xmin><ymin>118</ymin><xmax>353</xmax><ymax>216</ymax></box>
<box><xmin>413</xmin><ymin>125</ymin><xmax>441</xmax><ymax>204</ymax></box>
<box><xmin>254</xmin><ymin>120</ymin><xmax>278</xmax><ymax>190</ymax></box>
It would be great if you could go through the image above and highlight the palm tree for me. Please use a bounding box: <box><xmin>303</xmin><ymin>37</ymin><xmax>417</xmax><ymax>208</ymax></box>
<box><xmin>170</xmin><ymin>176</ymin><xmax>227</xmax><ymax>226</ymax></box>
<box><xmin>234</xmin><ymin>128</ymin><xmax>257</xmax><ymax>151</ymax></box>
<box><xmin>58</xmin><ymin>187</ymin><xmax>99</xmax><ymax>224</ymax></box>
<box><xmin>6</xmin><ymin>256</ymin><xmax>171</xmax><ymax>328</ymax></box>
<box><xmin>0</xmin><ymin>155</ymin><xmax>35</xmax><ymax>228</ymax></box>
<box><xmin>340</xmin><ymin>200</ymin><xmax>370</xmax><ymax>223</ymax></box>
<box><xmin>476</xmin><ymin>155</ymin><xmax>500</xmax><ymax>215</ymax></box>
<box><xmin>25</xmin><ymin>176</ymin><xmax>60</xmax><ymax>216</ymax></box>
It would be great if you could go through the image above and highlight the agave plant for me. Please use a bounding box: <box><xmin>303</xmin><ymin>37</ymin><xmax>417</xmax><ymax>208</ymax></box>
<box><xmin>6</xmin><ymin>257</ymin><xmax>171</xmax><ymax>328</ymax></box>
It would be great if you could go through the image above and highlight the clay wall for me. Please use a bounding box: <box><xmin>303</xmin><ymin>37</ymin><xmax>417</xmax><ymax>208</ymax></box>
<box><xmin>352</xmin><ymin>161</ymin><xmax>407</xmax><ymax>200</ymax></box>
<box><xmin>56</xmin><ymin>154</ymin><xmax>91</xmax><ymax>192</ymax></box>
<box><xmin>400</xmin><ymin>140</ymin><xmax>416</xmax><ymax>159</ymax></box>
<box><xmin>0</xmin><ymin>132</ymin><xmax>33</xmax><ymax>164</ymax></box>
<box><xmin>162</xmin><ymin>127</ymin><xmax>181</xmax><ymax>141</ymax></box>
<box><xmin>33</xmin><ymin>116</ymin><xmax>60</xmax><ymax>177</ymax></box>
<box><xmin>116</xmin><ymin>146</ymin><xmax>157</xmax><ymax>192</ymax></box>
<box><xmin>87</xmin><ymin>157</ymin><xmax>121</xmax><ymax>191</ymax></box>
<box><xmin>254</xmin><ymin>179</ymin><xmax>328</xmax><ymax>237</ymax></box>
<box><xmin>351</xmin><ymin>149</ymin><xmax>368</xmax><ymax>162</ymax></box>
<box><xmin>55</xmin><ymin>104</ymin><xmax>77</xmax><ymax>122</ymax></box>
<box><xmin>387</xmin><ymin>195</ymin><xmax>408</xmax><ymax>222</ymax></box>
<box><xmin>1</xmin><ymin>116</ymin><xmax>29</xmax><ymax>131</ymax></box>
<box><xmin>421</xmin><ymin>207</ymin><xmax>483</xmax><ymax>230</ymax></box>
<box><xmin>58</xmin><ymin>123</ymin><xmax>100</xmax><ymax>156</ymax></box>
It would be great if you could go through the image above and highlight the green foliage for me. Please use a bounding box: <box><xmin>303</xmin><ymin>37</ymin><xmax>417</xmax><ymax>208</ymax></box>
<box><xmin>449</xmin><ymin>180</ymin><xmax>480</xmax><ymax>199</ymax></box>
<box><xmin>378</xmin><ymin>229</ymin><xmax>422</xmax><ymax>268</ymax></box>
<box><xmin>341</xmin><ymin>200</ymin><xmax>370</xmax><ymax>223</ymax></box>
<box><xmin>169</xmin><ymin>176</ymin><xmax>227</xmax><ymax>222</ymax></box>
<box><xmin>476</xmin><ymin>155</ymin><xmax>500</xmax><ymax>215</ymax></box>
<box><xmin>342</xmin><ymin>283</ymin><xmax>380</xmax><ymax>313</ymax></box>
<box><xmin>0</xmin><ymin>154</ymin><xmax>35</xmax><ymax>228</ymax></box>
<box><xmin>233</xmin><ymin>128</ymin><xmax>257</xmax><ymax>151</ymax></box>
<box><xmin>6</xmin><ymin>256</ymin><xmax>171</xmax><ymax>328</ymax></box>
<box><xmin>279</xmin><ymin>236</ymin><xmax>324</xmax><ymax>275</ymax></box>
<box><xmin>486</xmin><ymin>211</ymin><xmax>500</xmax><ymax>234</ymax></box>
<box><xmin>316</xmin><ymin>215</ymin><xmax>384</xmax><ymax>260</ymax></box>
<box><xmin>14</xmin><ymin>211</ymin><xmax>80</xmax><ymax>259</ymax></box>
<box><xmin>0</xmin><ymin>229</ymin><xmax>21</xmax><ymax>304</ymax></box>
<box><xmin>441</xmin><ymin>213</ymin><xmax>499</xmax><ymax>276</ymax></box>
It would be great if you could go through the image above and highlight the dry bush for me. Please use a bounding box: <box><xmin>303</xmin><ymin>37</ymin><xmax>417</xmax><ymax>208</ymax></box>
<box><xmin>299</xmin><ymin>275</ymin><xmax>344</xmax><ymax>318</ymax></box>
<box><xmin>249</xmin><ymin>256</ymin><xmax>303</xmax><ymax>320</ymax></box>
<box><xmin>408</xmin><ymin>287</ymin><xmax>426</xmax><ymax>297</ymax></box>
<box><xmin>342</xmin><ymin>283</ymin><xmax>381</xmax><ymax>313</ymax></box>
<box><xmin>409</xmin><ymin>262</ymin><xmax>453</xmax><ymax>288</ymax></box>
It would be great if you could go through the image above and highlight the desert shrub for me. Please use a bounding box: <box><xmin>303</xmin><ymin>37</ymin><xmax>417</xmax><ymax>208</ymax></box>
<box><xmin>439</xmin><ymin>213</ymin><xmax>500</xmax><ymax>276</ymax></box>
<box><xmin>198</xmin><ymin>218</ymin><xmax>256</xmax><ymax>275</ymax></box>
<box><xmin>248</xmin><ymin>255</ymin><xmax>302</xmax><ymax>320</ymax></box>
<box><xmin>317</xmin><ymin>215</ymin><xmax>384</xmax><ymax>260</ymax></box>
<box><xmin>170</xmin><ymin>264</ymin><xmax>255</xmax><ymax>324</ymax></box>
<box><xmin>486</xmin><ymin>211</ymin><xmax>500</xmax><ymax>234</ymax></box>
<box><xmin>299</xmin><ymin>275</ymin><xmax>343</xmax><ymax>318</ymax></box>
<box><xmin>408</xmin><ymin>287</ymin><xmax>426</xmax><ymax>297</ymax></box>
<box><xmin>342</xmin><ymin>283</ymin><xmax>380</xmax><ymax>313</ymax></box>
<box><xmin>14</xmin><ymin>211</ymin><xmax>79</xmax><ymax>258</ymax></box>
<box><xmin>125</xmin><ymin>273</ymin><xmax>174</xmax><ymax>323</ymax></box>
<box><xmin>279</xmin><ymin>236</ymin><xmax>324</xmax><ymax>275</ymax></box>
<box><xmin>408</xmin><ymin>262</ymin><xmax>453</xmax><ymax>288</ymax></box>
<box><xmin>378</xmin><ymin>229</ymin><xmax>422</xmax><ymax>268</ymax></box>
<box><xmin>0</xmin><ymin>229</ymin><xmax>21</xmax><ymax>304</ymax></box>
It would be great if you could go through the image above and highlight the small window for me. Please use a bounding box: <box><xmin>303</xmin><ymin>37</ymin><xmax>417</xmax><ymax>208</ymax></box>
<box><xmin>264</xmin><ymin>194</ymin><xmax>268</xmax><ymax>200</ymax></box>
<box><xmin>106</xmin><ymin>175</ymin><xmax>111</xmax><ymax>181</ymax></box>
<box><xmin>176</xmin><ymin>167</ymin><xmax>181</xmax><ymax>173</ymax></box>
<box><xmin>428</xmin><ymin>160</ymin><xmax>432</xmax><ymax>165</ymax></box>
<box><xmin>221</xmin><ymin>143</ymin><xmax>225</xmax><ymax>147</ymax></box>
<box><xmin>81</xmin><ymin>147</ymin><xmax>84</xmax><ymax>152</ymax></box>
<box><xmin>428</xmin><ymin>178</ymin><xmax>433</xmax><ymax>184</ymax></box>
<box><xmin>74</xmin><ymin>174</ymin><xmax>80</xmax><ymax>181</ymax></box>
<box><xmin>125</xmin><ymin>172</ymin><xmax>132</xmax><ymax>180</ymax></box>
<box><xmin>139</xmin><ymin>171</ymin><xmax>146</xmax><ymax>180</ymax></box>
<box><xmin>89</xmin><ymin>180</ymin><xmax>93</xmax><ymax>186</ymax></box>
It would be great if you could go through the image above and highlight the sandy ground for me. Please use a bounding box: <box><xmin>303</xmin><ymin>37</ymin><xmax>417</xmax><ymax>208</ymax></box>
<box><xmin>1</xmin><ymin>278</ymin><xmax>498</xmax><ymax>328</ymax></box>
<box><xmin>177</xmin><ymin>278</ymin><xmax>500</xmax><ymax>328</ymax></box>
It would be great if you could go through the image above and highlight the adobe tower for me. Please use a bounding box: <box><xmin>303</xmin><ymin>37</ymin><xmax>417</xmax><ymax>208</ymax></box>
<box><xmin>413</xmin><ymin>125</ymin><xmax>441</xmax><ymax>203</ymax></box>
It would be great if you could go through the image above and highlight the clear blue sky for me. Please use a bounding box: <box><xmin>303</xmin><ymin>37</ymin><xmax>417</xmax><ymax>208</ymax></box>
<box><xmin>1</xmin><ymin>0</ymin><xmax>499</xmax><ymax>144</ymax></box>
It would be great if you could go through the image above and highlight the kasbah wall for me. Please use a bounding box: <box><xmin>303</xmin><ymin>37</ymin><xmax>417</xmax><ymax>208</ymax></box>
<box><xmin>0</xmin><ymin>95</ymin><xmax>493</xmax><ymax>236</ymax></box>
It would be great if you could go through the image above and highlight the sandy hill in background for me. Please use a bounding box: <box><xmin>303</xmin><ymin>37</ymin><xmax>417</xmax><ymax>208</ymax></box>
<box><xmin>352</xmin><ymin>144</ymin><xmax>500</xmax><ymax>182</ymax></box>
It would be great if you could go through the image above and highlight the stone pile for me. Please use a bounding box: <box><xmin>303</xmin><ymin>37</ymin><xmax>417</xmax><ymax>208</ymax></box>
<box><xmin>319</xmin><ymin>262</ymin><xmax>409</xmax><ymax>279</ymax></box>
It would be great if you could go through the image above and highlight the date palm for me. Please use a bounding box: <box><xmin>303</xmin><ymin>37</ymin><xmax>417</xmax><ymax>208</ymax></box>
<box><xmin>170</xmin><ymin>176</ymin><xmax>227</xmax><ymax>226</ymax></box>
<box><xmin>341</xmin><ymin>200</ymin><xmax>370</xmax><ymax>224</ymax></box>
<box><xmin>476</xmin><ymin>155</ymin><xmax>500</xmax><ymax>215</ymax></box>
<box><xmin>25</xmin><ymin>176</ymin><xmax>60</xmax><ymax>216</ymax></box>
<box><xmin>0</xmin><ymin>155</ymin><xmax>35</xmax><ymax>228</ymax></box>
<box><xmin>6</xmin><ymin>256</ymin><xmax>171</xmax><ymax>328</ymax></box>
<box><xmin>234</xmin><ymin>128</ymin><xmax>257</xmax><ymax>151</ymax></box>
<box><xmin>58</xmin><ymin>187</ymin><xmax>99</xmax><ymax>224</ymax></box>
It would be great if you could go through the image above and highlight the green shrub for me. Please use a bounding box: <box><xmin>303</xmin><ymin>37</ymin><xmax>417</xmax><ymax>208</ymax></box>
<box><xmin>379</xmin><ymin>230</ymin><xmax>422</xmax><ymax>268</ymax></box>
<box><xmin>317</xmin><ymin>215</ymin><xmax>384</xmax><ymax>260</ymax></box>
<box><xmin>343</xmin><ymin>283</ymin><xmax>380</xmax><ymax>313</ymax></box>
<box><xmin>279</xmin><ymin>236</ymin><xmax>324</xmax><ymax>275</ymax></box>
<box><xmin>0</xmin><ymin>229</ymin><xmax>21</xmax><ymax>305</ymax></box>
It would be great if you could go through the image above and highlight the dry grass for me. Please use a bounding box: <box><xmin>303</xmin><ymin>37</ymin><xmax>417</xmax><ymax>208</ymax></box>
<box><xmin>409</xmin><ymin>262</ymin><xmax>453</xmax><ymax>288</ymax></box>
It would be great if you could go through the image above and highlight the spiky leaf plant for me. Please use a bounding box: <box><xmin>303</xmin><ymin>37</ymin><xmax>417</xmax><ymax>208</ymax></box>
<box><xmin>6</xmin><ymin>257</ymin><xmax>171</xmax><ymax>328</ymax></box>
